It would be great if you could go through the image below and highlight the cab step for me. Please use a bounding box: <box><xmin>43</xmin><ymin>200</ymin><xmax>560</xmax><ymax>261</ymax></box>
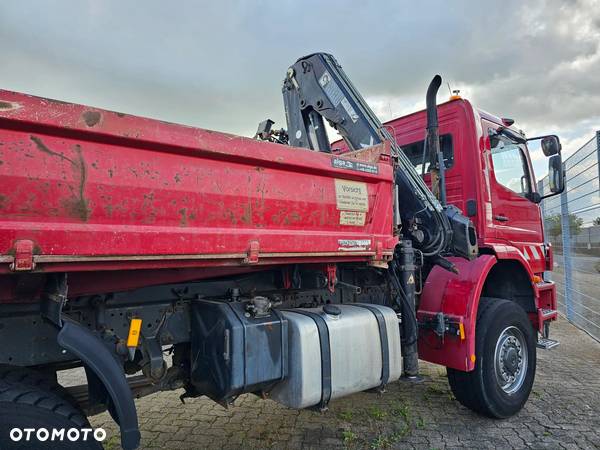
<box><xmin>537</xmin><ymin>337</ymin><xmax>560</xmax><ymax>349</ymax></box>
<box><xmin>540</xmin><ymin>308</ymin><xmax>558</xmax><ymax>319</ymax></box>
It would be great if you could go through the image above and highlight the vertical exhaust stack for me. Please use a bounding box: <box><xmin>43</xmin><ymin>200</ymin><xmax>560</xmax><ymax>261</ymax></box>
<box><xmin>426</xmin><ymin>75</ymin><xmax>478</xmax><ymax>261</ymax></box>
<box><xmin>426</xmin><ymin>75</ymin><xmax>446</xmax><ymax>205</ymax></box>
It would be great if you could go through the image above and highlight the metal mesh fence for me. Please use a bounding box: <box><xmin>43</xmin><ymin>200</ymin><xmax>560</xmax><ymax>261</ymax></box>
<box><xmin>539</xmin><ymin>131</ymin><xmax>600</xmax><ymax>341</ymax></box>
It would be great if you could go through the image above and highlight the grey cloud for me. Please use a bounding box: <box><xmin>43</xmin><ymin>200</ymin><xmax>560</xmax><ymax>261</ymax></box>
<box><xmin>0</xmin><ymin>0</ymin><xmax>598</xmax><ymax>142</ymax></box>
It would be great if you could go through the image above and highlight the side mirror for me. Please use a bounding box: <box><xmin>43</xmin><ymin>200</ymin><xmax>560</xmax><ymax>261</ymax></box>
<box><xmin>527</xmin><ymin>192</ymin><xmax>542</xmax><ymax>204</ymax></box>
<box><xmin>541</xmin><ymin>135</ymin><xmax>561</xmax><ymax>157</ymax></box>
<box><xmin>548</xmin><ymin>154</ymin><xmax>564</xmax><ymax>193</ymax></box>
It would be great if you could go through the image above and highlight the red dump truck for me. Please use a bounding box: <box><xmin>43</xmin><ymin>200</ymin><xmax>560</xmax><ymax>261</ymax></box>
<box><xmin>0</xmin><ymin>53</ymin><xmax>564</xmax><ymax>449</ymax></box>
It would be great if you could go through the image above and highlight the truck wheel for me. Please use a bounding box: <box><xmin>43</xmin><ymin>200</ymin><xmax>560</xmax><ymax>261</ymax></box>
<box><xmin>447</xmin><ymin>296</ymin><xmax>536</xmax><ymax>418</ymax></box>
<box><xmin>0</xmin><ymin>379</ymin><xmax>102</xmax><ymax>449</ymax></box>
<box><xmin>0</xmin><ymin>364</ymin><xmax>74</xmax><ymax>402</ymax></box>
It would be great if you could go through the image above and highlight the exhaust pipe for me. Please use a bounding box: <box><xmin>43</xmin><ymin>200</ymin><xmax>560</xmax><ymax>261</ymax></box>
<box><xmin>425</xmin><ymin>75</ymin><xmax>446</xmax><ymax>205</ymax></box>
<box><xmin>426</xmin><ymin>75</ymin><xmax>478</xmax><ymax>261</ymax></box>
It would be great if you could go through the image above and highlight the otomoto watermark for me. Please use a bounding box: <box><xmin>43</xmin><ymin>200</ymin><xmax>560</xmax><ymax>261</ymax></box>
<box><xmin>9</xmin><ymin>427</ymin><xmax>106</xmax><ymax>443</ymax></box>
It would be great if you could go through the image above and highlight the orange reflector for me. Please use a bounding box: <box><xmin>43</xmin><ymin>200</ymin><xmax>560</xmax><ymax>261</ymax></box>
<box><xmin>470</xmin><ymin>354</ymin><xmax>476</xmax><ymax>363</ymax></box>
<box><xmin>533</xmin><ymin>275</ymin><xmax>542</xmax><ymax>283</ymax></box>
<box><xmin>459</xmin><ymin>322</ymin><xmax>465</xmax><ymax>340</ymax></box>
<box><xmin>127</xmin><ymin>318</ymin><xmax>142</xmax><ymax>348</ymax></box>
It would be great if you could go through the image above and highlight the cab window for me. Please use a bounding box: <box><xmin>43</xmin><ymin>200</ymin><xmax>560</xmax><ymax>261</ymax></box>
<box><xmin>401</xmin><ymin>134</ymin><xmax>454</xmax><ymax>173</ymax></box>
<box><xmin>490</xmin><ymin>134</ymin><xmax>531</xmax><ymax>196</ymax></box>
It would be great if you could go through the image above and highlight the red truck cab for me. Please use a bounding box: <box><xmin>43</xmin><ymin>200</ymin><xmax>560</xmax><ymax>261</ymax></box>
<box><xmin>379</xmin><ymin>97</ymin><xmax>558</xmax><ymax>371</ymax></box>
<box><xmin>389</xmin><ymin>99</ymin><xmax>545</xmax><ymax>268</ymax></box>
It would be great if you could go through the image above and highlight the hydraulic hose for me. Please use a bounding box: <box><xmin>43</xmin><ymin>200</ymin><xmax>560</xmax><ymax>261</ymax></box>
<box><xmin>388</xmin><ymin>259</ymin><xmax>418</xmax><ymax>348</ymax></box>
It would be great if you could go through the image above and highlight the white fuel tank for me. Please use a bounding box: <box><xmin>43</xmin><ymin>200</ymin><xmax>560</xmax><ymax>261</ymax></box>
<box><xmin>268</xmin><ymin>303</ymin><xmax>402</xmax><ymax>409</ymax></box>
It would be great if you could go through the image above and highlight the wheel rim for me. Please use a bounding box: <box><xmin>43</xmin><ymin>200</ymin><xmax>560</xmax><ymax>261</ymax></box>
<box><xmin>493</xmin><ymin>326</ymin><xmax>528</xmax><ymax>394</ymax></box>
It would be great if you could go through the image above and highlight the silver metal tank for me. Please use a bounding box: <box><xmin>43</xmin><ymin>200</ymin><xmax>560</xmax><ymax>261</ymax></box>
<box><xmin>268</xmin><ymin>304</ymin><xmax>402</xmax><ymax>409</ymax></box>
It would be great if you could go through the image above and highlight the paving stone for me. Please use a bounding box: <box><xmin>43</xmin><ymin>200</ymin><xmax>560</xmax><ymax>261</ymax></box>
<box><xmin>76</xmin><ymin>317</ymin><xmax>600</xmax><ymax>449</ymax></box>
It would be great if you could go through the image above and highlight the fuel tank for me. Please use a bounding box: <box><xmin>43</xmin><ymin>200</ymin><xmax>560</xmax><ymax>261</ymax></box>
<box><xmin>269</xmin><ymin>304</ymin><xmax>402</xmax><ymax>409</ymax></box>
<box><xmin>190</xmin><ymin>298</ymin><xmax>288</xmax><ymax>404</ymax></box>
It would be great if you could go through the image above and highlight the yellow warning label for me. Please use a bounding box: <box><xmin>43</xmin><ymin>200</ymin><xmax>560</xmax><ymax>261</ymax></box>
<box><xmin>127</xmin><ymin>318</ymin><xmax>142</xmax><ymax>348</ymax></box>
<box><xmin>334</xmin><ymin>179</ymin><xmax>369</xmax><ymax>212</ymax></box>
<box><xmin>340</xmin><ymin>211</ymin><xmax>366</xmax><ymax>226</ymax></box>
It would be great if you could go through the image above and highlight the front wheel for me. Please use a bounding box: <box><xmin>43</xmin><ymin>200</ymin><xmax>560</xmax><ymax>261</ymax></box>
<box><xmin>447</xmin><ymin>296</ymin><xmax>537</xmax><ymax>418</ymax></box>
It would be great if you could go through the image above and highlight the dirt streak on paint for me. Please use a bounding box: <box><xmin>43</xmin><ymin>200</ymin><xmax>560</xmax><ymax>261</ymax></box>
<box><xmin>30</xmin><ymin>135</ymin><xmax>90</xmax><ymax>221</ymax></box>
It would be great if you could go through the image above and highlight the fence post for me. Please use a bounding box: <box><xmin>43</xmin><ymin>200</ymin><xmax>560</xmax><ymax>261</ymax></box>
<box><xmin>560</xmin><ymin>169</ymin><xmax>573</xmax><ymax>320</ymax></box>
<box><xmin>538</xmin><ymin>180</ymin><xmax>545</xmax><ymax>218</ymax></box>
<box><xmin>597</xmin><ymin>130</ymin><xmax>600</xmax><ymax>183</ymax></box>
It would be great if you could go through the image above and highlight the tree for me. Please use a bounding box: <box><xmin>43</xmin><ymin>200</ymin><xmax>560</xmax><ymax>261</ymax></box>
<box><xmin>545</xmin><ymin>213</ymin><xmax>584</xmax><ymax>238</ymax></box>
<box><xmin>594</xmin><ymin>217</ymin><xmax>600</xmax><ymax>226</ymax></box>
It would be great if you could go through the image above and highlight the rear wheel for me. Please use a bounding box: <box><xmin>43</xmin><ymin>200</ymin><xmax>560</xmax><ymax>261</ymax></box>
<box><xmin>0</xmin><ymin>364</ymin><xmax>73</xmax><ymax>402</ymax></box>
<box><xmin>0</xmin><ymin>379</ymin><xmax>102</xmax><ymax>449</ymax></box>
<box><xmin>447</xmin><ymin>296</ymin><xmax>536</xmax><ymax>418</ymax></box>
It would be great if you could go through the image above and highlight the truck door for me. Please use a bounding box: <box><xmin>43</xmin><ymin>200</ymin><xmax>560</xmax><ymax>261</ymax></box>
<box><xmin>483</xmin><ymin>121</ymin><xmax>545</xmax><ymax>273</ymax></box>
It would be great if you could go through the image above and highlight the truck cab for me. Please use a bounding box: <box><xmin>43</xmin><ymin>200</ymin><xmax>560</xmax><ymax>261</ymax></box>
<box><xmin>387</xmin><ymin>98</ymin><xmax>546</xmax><ymax>270</ymax></box>
<box><xmin>378</xmin><ymin>96</ymin><xmax>562</xmax><ymax>365</ymax></box>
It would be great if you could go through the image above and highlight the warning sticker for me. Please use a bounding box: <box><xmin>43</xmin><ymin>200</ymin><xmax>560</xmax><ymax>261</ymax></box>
<box><xmin>319</xmin><ymin>71</ymin><xmax>344</xmax><ymax>106</ymax></box>
<box><xmin>339</xmin><ymin>211</ymin><xmax>366</xmax><ymax>226</ymax></box>
<box><xmin>334</xmin><ymin>179</ymin><xmax>369</xmax><ymax>212</ymax></box>
<box><xmin>338</xmin><ymin>239</ymin><xmax>371</xmax><ymax>251</ymax></box>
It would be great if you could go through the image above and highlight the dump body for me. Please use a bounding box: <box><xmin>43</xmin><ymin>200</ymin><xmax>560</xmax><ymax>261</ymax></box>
<box><xmin>0</xmin><ymin>91</ymin><xmax>397</xmax><ymax>300</ymax></box>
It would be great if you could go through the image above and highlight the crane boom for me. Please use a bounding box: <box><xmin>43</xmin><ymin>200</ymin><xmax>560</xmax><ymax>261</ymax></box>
<box><xmin>281</xmin><ymin>53</ymin><xmax>477</xmax><ymax>261</ymax></box>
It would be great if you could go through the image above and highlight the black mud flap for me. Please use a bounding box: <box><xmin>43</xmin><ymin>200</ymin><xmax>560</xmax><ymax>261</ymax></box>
<box><xmin>57</xmin><ymin>320</ymin><xmax>141</xmax><ymax>450</ymax></box>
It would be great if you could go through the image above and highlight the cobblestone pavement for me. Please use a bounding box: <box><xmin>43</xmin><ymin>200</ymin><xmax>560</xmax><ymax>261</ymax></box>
<box><xmin>69</xmin><ymin>317</ymin><xmax>599</xmax><ymax>449</ymax></box>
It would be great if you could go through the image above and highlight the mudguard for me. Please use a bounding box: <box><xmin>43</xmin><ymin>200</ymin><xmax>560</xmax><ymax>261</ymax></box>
<box><xmin>491</xmin><ymin>243</ymin><xmax>539</xmax><ymax>285</ymax></box>
<box><xmin>418</xmin><ymin>248</ymin><xmax>541</xmax><ymax>371</ymax></box>
<box><xmin>57</xmin><ymin>320</ymin><xmax>140</xmax><ymax>450</ymax></box>
<box><xmin>417</xmin><ymin>255</ymin><xmax>496</xmax><ymax>371</ymax></box>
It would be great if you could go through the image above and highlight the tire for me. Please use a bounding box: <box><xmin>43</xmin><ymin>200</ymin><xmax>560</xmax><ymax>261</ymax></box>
<box><xmin>0</xmin><ymin>379</ymin><xmax>103</xmax><ymax>449</ymax></box>
<box><xmin>0</xmin><ymin>364</ymin><xmax>74</xmax><ymax>402</ymax></box>
<box><xmin>447</xmin><ymin>296</ymin><xmax>537</xmax><ymax>418</ymax></box>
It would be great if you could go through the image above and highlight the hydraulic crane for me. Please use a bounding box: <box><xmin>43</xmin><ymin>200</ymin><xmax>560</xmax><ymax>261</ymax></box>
<box><xmin>261</xmin><ymin>53</ymin><xmax>477</xmax><ymax>267</ymax></box>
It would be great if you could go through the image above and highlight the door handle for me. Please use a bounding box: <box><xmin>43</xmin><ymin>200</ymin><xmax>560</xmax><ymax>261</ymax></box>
<box><xmin>494</xmin><ymin>215</ymin><xmax>509</xmax><ymax>222</ymax></box>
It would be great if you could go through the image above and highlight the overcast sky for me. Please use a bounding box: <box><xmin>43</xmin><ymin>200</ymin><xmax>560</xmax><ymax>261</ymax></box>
<box><xmin>1</xmin><ymin>0</ymin><xmax>599</xmax><ymax>177</ymax></box>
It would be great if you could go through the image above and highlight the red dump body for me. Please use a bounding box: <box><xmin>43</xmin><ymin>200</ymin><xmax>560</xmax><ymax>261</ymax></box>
<box><xmin>0</xmin><ymin>91</ymin><xmax>396</xmax><ymax>300</ymax></box>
